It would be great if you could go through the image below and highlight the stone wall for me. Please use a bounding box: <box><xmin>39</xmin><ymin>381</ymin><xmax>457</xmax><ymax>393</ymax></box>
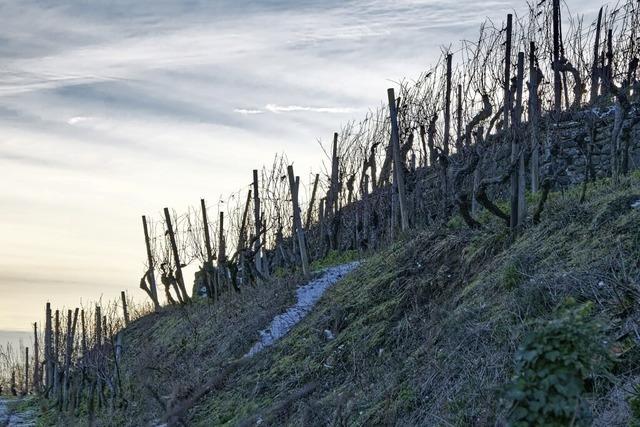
<box><xmin>478</xmin><ymin>104</ymin><xmax>640</xmax><ymax>189</ymax></box>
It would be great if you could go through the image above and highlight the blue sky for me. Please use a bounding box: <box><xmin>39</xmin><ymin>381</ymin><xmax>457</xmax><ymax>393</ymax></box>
<box><xmin>0</xmin><ymin>0</ymin><xmax>603</xmax><ymax>331</ymax></box>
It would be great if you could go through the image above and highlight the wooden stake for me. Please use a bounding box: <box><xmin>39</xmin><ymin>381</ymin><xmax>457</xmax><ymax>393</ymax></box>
<box><xmin>305</xmin><ymin>174</ymin><xmax>320</xmax><ymax>230</ymax></box>
<box><xmin>142</xmin><ymin>215</ymin><xmax>160</xmax><ymax>310</ymax></box>
<box><xmin>33</xmin><ymin>322</ymin><xmax>40</xmax><ymax>393</ymax></box>
<box><xmin>217</xmin><ymin>211</ymin><xmax>226</xmax><ymax>266</ymax></box>
<box><xmin>529</xmin><ymin>41</ymin><xmax>540</xmax><ymax>193</ymax></box>
<box><xmin>456</xmin><ymin>83</ymin><xmax>463</xmax><ymax>151</ymax></box>
<box><xmin>287</xmin><ymin>165</ymin><xmax>310</xmax><ymax>279</ymax></box>
<box><xmin>24</xmin><ymin>346</ymin><xmax>29</xmax><ymax>394</ymax></box>
<box><xmin>444</xmin><ymin>54</ymin><xmax>452</xmax><ymax>156</ymax></box>
<box><xmin>515</xmin><ymin>52</ymin><xmax>527</xmax><ymax>228</ymax></box>
<box><xmin>504</xmin><ymin>14</ymin><xmax>513</xmax><ymax>131</ymax></box>
<box><xmin>163</xmin><ymin>207</ymin><xmax>190</xmax><ymax>302</ymax></box>
<box><xmin>252</xmin><ymin>170</ymin><xmax>262</xmax><ymax>274</ymax></box>
<box><xmin>552</xmin><ymin>0</ymin><xmax>562</xmax><ymax>114</ymax></box>
<box><xmin>238</xmin><ymin>190</ymin><xmax>252</xmax><ymax>252</ymax></box>
<box><xmin>44</xmin><ymin>303</ymin><xmax>53</xmax><ymax>394</ymax></box>
<box><xmin>387</xmin><ymin>88</ymin><xmax>409</xmax><ymax>231</ymax></box>
<box><xmin>95</xmin><ymin>306</ymin><xmax>102</xmax><ymax>348</ymax></box>
<box><xmin>200</xmin><ymin>199</ymin><xmax>213</xmax><ymax>263</ymax></box>
<box><xmin>121</xmin><ymin>291</ymin><xmax>129</xmax><ymax>326</ymax></box>
<box><xmin>328</xmin><ymin>133</ymin><xmax>340</xmax><ymax>215</ymax></box>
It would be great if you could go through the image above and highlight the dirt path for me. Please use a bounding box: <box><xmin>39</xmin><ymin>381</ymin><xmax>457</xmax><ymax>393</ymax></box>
<box><xmin>245</xmin><ymin>261</ymin><xmax>360</xmax><ymax>357</ymax></box>
<box><xmin>0</xmin><ymin>397</ymin><xmax>36</xmax><ymax>427</ymax></box>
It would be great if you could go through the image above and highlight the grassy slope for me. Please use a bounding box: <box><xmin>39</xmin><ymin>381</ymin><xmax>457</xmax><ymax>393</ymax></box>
<box><xmin>86</xmin><ymin>175</ymin><xmax>640</xmax><ymax>426</ymax></box>
<box><xmin>190</xmin><ymin>175</ymin><xmax>640</xmax><ymax>426</ymax></box>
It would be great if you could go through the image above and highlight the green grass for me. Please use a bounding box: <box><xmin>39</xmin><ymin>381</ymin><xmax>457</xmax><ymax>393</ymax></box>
<box><xmin>310</xmin><ymin>249</ymin><xmax>360</xmax><ymax>271</ymax></box>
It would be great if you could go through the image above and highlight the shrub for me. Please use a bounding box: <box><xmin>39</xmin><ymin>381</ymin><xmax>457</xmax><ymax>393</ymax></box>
<box><xmin>505</xmin><ymin>302</ymin><xmax>613</xmax><ymax>426</ymax></box>
<box><xmin>501</xmin><ymin>260</ymin><xmax>525</xmax><ymax>290</ymax></box>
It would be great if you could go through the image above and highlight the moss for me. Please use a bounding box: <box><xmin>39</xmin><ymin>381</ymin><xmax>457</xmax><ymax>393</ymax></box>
<box><xmin>311</xmin><ymin>250</ymin><xmax>360</xmax><ymax>271</ymax></box>
<box><xmin>446</xmin><ymin>214</ymin><xmax>466</xmax><ymax>230</ymax></box>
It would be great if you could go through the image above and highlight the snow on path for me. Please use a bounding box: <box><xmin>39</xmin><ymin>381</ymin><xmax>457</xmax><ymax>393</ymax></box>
<box><xmin>0</xmin><ymin>398</ymin><xmax>36</xmax><ymax>427</ymax></box>
<box><xmin>245</xmin><ymin>261</ymin><xmax>360</xmax><ymax>357</ymax></box>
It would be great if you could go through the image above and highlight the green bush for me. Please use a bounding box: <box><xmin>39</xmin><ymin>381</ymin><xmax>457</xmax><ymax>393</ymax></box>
<box><xmin>505</xmin><ymin>302</ymin><xmax>612</xmax><ymax>426</ymax></box>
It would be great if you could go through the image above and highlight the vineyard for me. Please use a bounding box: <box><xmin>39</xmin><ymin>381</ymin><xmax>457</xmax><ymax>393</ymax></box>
<box><xmin>1</xmin><ymin>0</ymin><xmax>640</xmax><ymax>425</ymax></box>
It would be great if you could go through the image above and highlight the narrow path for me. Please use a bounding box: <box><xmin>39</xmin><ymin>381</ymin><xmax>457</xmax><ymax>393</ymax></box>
<box><xmin>0</xmin><ymin>397</ymin><xmax>36</xmax><ymax>427</ymax></box>
<box><xmin>245</xmin><ymin>261</ymin><xmax>360</xmax><ymax>357</ymax></box>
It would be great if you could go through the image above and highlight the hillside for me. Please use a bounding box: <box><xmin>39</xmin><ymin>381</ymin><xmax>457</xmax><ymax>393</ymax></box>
<box><xmin>63</xmin><ymin>173</ymin><xmax>639</xmax><ymax>426</ymax></box>
<box><xmin>4</xmin><ymin>1</ymin><xmax>640</xmax><ymax>425</ymax></box>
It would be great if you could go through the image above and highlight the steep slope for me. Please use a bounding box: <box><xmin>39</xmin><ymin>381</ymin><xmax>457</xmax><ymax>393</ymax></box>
<box><xmin>186</xmin><ymin>176</ymin><xmax>640</xmax><ymax>426</ymax></box>
<box><xmin>87</xmin><ymin>175</ymin><xmax>640</xmax><ymax>426</ymax></box>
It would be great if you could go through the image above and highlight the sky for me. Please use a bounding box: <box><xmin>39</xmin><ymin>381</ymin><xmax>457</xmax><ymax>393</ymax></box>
<box><xmin>0</xmin><ymin>0</ymin><xmax>604</xmax><ymax>333</ymax></box>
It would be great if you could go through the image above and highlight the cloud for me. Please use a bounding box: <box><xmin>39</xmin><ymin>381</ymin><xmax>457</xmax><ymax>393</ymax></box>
<box><xmin>67</xmin><ymin>115</ymin><xmax>93</xmax><ymax>125</ymax></box>
<box><xmin>0</xmin><ymin>0</ymin><xmax>607</xmax><ymax>331</ymax></box>
<box><xmin>265</xmin><ymin>104</ymin><xmax>359</xmax><ymax>114</ymax></box>
<box><xmin>233</xmin><ymin>108</ymin><xmax>264</xmax><ymax>115</ymax></box>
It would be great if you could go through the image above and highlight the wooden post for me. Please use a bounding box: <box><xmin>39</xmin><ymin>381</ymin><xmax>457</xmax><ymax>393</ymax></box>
<box><xmin>163</xmin><ymin>207</ymin><xmax>190</xmax><ymax>302</ymax></box>
<box><xmin>305</xmin><ymin>174</ymin><xmax>320</xmax><ymax>230</ymax></box>
<box><xmin>319</xmin><ymin>197</ymin><xmax>326</xmax><ymax>254</ymax></box>
<box><xmin>217</xmin><ymin>211</ymin><xmax>225</xmax><ymax>266</ymax></box>
<box><xmin>200</xmin><ymin>198</ymin><xmax>216</xmax><ymax>295</ymax></box>
<box><xmin>444</xmin><ymin>54</ymin><xmax>452</xmax><ymax>156</ymax></box>
<box><xmin>456</xmin><ymin>83</ymin><xmax>463</xmax><ymax>151</ymax></box>
<box><xmin>33</xmin><ymin>322</ymin><xmax>40</xmax><ymax>393</ymax></box>
<box><xmin>120</xmin><ymin>291</ymin><xmax>129</xmax><ymax>326</ymax></box>
<box><xmin>80</xmin><ymin>310</ymin><xmax>87</xmax><ymax>356</ymax></box>
<box><xmin>95</xmin><ymin>306</ymin><xmax>102</xmax><ymax>348</ymax></box>
<box><xmin>141</xmin><ymin>215</ymin><xmax>160</xmax><ymax>310</ymax></box>
<box><xmin>590</xmin><ymin>7</ymin><xmax>603</xmax><ymax>103</ymax></box>
<box><xmin>504</xmin><ymin>14</ymin><xmax>512</xmax><ymax>132</ymax></box>
<box><xmin>24</xmin><ymin>346</ymin><xmax>29</xmax><ymax>394</ymax></box>
<box><xmin>53</xmin><ymin>309</ymin><xmax>59</xmax><ymax>395</ymax></box>
<box><xmin>529</xmin><ymin>41</ymin><xmax>540</xmax><ymax>193</ymax></box>
<box><xmin>387</xmin><ymin>88</ymin><xmax>409</xmax><ymax>231</ymax></box>
<box><xmin>217</xmin><ymin>211</ymin><xmax>228</xmax><ymax>290</ymax></box>
<box><xmin>200</xmin><ymin>199</ymin><xmax>213</xmax><ymax>263</ymax></box>
<box><xmin>64</xmin><ymin>308</ymin><xmax>78</xmax><ymax>408</ymax></box>
<box><xmin>44</xmin><ymin>303</ymin><xmax>53</xmax><ymax>394</ymax></box>
<box><xmin>238</xmin><ymin>190</ymin><xmax>252</xmax><ymax>251</ymax></box>
<box><xmin>252</xmin><ymin>170</ymin><xmax>262</xmax><ymax>274</ymax></box>
<box><xmin>10</xmin><ymin>370</ymin><xmax>16</xmax><ymax>396</ymax></box>
<box><xmin>328</xmin><ymin>133</ymin><xmax>340</xmax><ymax>215</ymax></box>
<box><xmin>605</xmin><ymin>29</ymin><xmax>613</xmax><ymax>93</ymax></box>
<box><xmin>552</xmin><ymin>0</ymin><xmax>562</xmax><ymax>114</ymax></box>
<box><xmin>63</xmin><ymin>309</ymin><xmax>72</xmax><ymax>406</ymax></box>
<box><xmin>287</xmin><ymin>165</ymin><xmax>310</xmax><ymax>279</ymax></box>
<box><xmin>515</xmin><ymin>52</ymin><xmax>526</xmax><ymax>228</ymax></box>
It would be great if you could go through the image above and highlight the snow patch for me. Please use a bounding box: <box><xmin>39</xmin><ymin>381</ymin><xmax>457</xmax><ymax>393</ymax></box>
<box><xmin>245</xmin><ymin>261</ymin><xmax>360</xmax><ymax>357</ymax></box>
<box><xmin>631</xmin><ymin>199</ymin><xmax>640</xmax><ymax>209</ymax></box>
<box><xmin>0</xmin><ymin>398</ymin><xmax>36</xmax><ymax>427</ymax></box>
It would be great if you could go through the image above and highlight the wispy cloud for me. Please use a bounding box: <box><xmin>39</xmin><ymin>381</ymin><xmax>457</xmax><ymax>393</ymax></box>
<box><xmin>265</xmin><ymin>104</ymin><xmax>359</xmax><ymax>114</ymax></box>
<box><xmin>67</xmin><ymin>116</ymin><xmax>93</xmax><ymax>125</ymax></box>
<box><xmin>233</xmin><ymin>108</ymin><xmax>264</xmax><ymax>115</ymax></box>
<box><xmin>235</xmin><ymin>105</ymin><xmax>359</xmax><ymax>114</ymax></box>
